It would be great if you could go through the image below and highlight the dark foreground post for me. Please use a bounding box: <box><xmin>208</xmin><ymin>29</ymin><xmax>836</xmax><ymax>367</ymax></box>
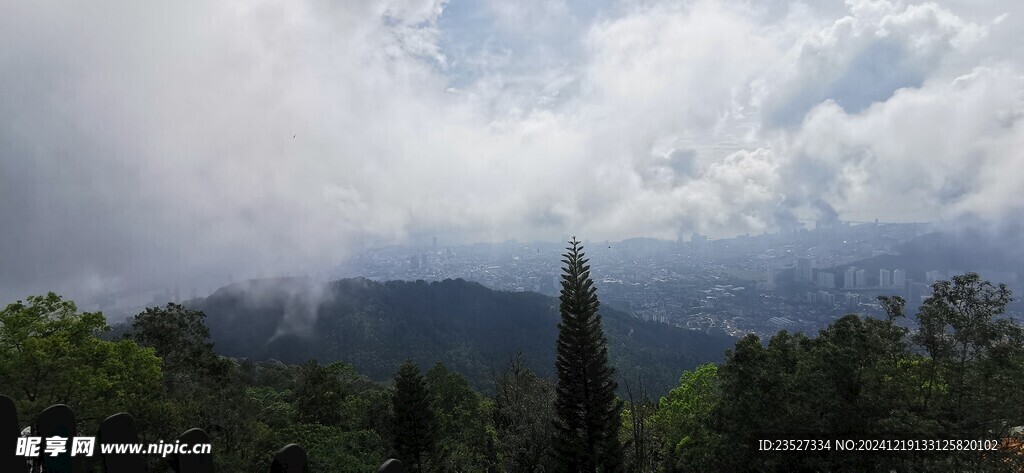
<box><xmin>270</xmin><ymin>443</ymin><xmax>308</xmax><ymax>473</ymax></box>
<box><xmin>0</xmin><ymin>395</ymin><xmax>27</xmax><ymax>473</ymax></box>
<box><xmin>36</xmin><ymin>404</ymin><xmax>81</xmax><ymax>473</ymax></box>
<box><xmin>377</xmin><ymin>458</ymin><xmax>407</xmax><ymax>473</ymax></box>
<box><xmin>169</xmin><ymin>428</ymin><xmax>213</xmax><ymax>473</ymax></box>
<box><xmin>98</xmin><ymin>413</ymin><xmax>145</xmax><ymax>472</ymax></box>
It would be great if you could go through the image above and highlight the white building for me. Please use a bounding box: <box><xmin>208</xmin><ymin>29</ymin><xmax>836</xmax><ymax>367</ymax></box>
<box><xmin>844</xmin><ymin>267</ymin><xmax>856</xmax><ymax>289</ymax></box>
<box><xmin>796</xmin><ymin>258</ymin><xmax>813</xmax><ymax>282</ymax></box>
<box><xmin>893</xmin><ymin>269</ymin><xmax>906</xmax><ymax>288</ymax></box>
<box><xmin>879</xmin><ymin>269</ymin><xmax>891</xmax><ymax>288</ymax></box>
<box><xmin>816</xmin><ymin>272</ymin><xmax>835</xmax><ymax>289</ymax></box>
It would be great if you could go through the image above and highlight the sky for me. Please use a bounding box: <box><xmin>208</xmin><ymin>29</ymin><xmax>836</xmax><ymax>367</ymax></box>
<box><xmin>1</xmin><ymin>0</ymin><xmax>1022</xmax><ymax>302</ymax></box>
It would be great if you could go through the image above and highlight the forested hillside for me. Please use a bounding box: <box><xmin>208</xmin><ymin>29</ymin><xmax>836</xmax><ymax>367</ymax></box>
<box><xmin>3</xmin><ymin>272</ymin><xmax>1023</xmax><ymax>471</ymax></box>
<box><xmin>193</xmin><ymin>277</ymin><xmax>734</xmax><ymax>396</ymax></box>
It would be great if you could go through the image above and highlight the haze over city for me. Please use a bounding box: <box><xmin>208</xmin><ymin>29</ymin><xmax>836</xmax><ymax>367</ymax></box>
<box><xmin>2</xmin><ymin>0</ymin><xmax>1023</xmax><ymax>303</ymax></box>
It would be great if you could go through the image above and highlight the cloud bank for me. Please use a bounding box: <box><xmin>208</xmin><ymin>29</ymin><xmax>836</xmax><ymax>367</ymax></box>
<box><xmin>1</xmin><ymin>0</ymin><xmax>1021</xmax><ymax>301</ymax></box>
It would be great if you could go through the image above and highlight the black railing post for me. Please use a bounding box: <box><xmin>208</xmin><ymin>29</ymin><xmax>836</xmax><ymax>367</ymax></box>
<box><xmin>377</xmin><ymin>458</ymin><xmax>407</xmax><ymax>473</ymax></box>
<box><xmin>270</xmin><ymin>443</ymin><xmax>308</xmax><ymax>473</ymax></box>
<box><xmin>1</xmin><ymin>395</ymin><xmax>27</xmax><ymax>473</ymax></box>
<box><xmin>36</xmin><ymin>404</ymin><xmax>81</xmax><ymax>473</ymax></box>
<box><xmin>168</xmin><ymin>428</ymin><xmax>213</xmax><ymax>473</ymax></box>
<box><xmin>97</xmin><ymin>413</ymin><xmax>145</xmax><ymax>473</ymax></box>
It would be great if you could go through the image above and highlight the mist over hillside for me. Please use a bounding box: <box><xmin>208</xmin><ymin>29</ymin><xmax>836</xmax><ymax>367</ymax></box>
<box><xmin>192</xmin><ymin>277</ymin><xmax>735</xmax><ymax>396</ymax></box>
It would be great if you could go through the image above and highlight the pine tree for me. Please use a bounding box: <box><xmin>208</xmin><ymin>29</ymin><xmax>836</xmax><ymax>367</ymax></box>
<box><xmin>391</xmin><ymin>360</ymin><xmax>436</xmax><ymax>472</ymax></box>
<box><xmin>553</xmin><ymin>237</ymin><xmax>626</xmax><ymax>472</ymax></box>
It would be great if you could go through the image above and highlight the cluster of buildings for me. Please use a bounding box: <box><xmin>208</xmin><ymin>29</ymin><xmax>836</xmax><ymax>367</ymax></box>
<box><xmin>793</xmin><ymin>259</ymin><xmax>906</xmax><ymax>291</ymax></box>
<box><xmin>781</xmin><ymin>256</ymin><xmax>917</xmax><ymax>312</ymax></box>
<box><xmin>841</xmin><ymin>267</ymin><xmax>906</xmax><ymax>289</ymax></box>
<box><xmin>788</xmin><ymin>258</ymin><xmax>1024</xmax><ymax>313</ymax></box>
<box><xmin>805</xmin><ymin>290</ymin><xmax>836</xmax><ymax>305</ymax></box>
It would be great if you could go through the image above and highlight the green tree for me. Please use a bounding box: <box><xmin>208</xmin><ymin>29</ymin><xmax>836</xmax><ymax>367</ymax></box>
<box><xmin>553</xmin><ymin>237</ymin><xmax>626</xmax><ymax>472</ymax></box>
<box><xmin>0</xmin><ymin>293</ymin><xmax>106</xmax><ymax>407</ymax></box>
<box><xmin>651</xmin><ymin>364</ymin><xmax>719</xmax><ymax>472</ymax></box>
<box><xmin>711</xmin><ymin>331</ymin><xmax>813</xmax><ymax>471</ymax></box>
<box><xmin>0</xmin><ymin>293</ymin><xmax>164</xmax><ymax>429</ymax></box>
<box><xmin>294</xmin><ymin>360</ymin><xmax>347</xmax><ymax>425</ymax></box>
<box><xmin>391</xmin><ymin>360</ymin><xmax>436</xmax><ymax>472</ymax></box>
<box><xmin>913</xmin><ymin>273</ymin><xmax>1022</xmax><ymax>445</ymax></box>
<box><xmin>128</xmin><ymin>303</ymin><xmax>260</xmax><ymax>470</ymax></box>
<box><xmin>126</xmin><ymin>302</ymin><xmax>234</xmax><ymax>411</ymax></box>
<box><xmin>701</xmin><ymin>274</ymin><xmax>1024</xmax><ymax>472</ymax></box>
<box><xmin>245</xmin><ymin>385</ymin><xmax>295</xmax><ymax>430</ymax></box>
<box><xmin>494</xmin><ymin>354</ymin><xmax>557</xmax><ymax>472</ymax></box>
<box><xmin>621</xmin><ymin>374</ymin><xmax>656</xmax><ymax>473</ymax></box>
<box><xmin>425</xmin><ymin>362</ymin><xmax>495</xmax><ymax>471</ymax></box>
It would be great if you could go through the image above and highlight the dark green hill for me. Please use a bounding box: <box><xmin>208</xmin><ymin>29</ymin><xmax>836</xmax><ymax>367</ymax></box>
<box><xmin>194</xmin><ymin>277</ymin><xmax>734</xmax><ymax>396</ymax></box>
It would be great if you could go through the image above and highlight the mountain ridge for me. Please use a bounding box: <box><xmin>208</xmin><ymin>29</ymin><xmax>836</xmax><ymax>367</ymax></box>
<box><xmin>192</xmin><ymin>277</ymin><xmax>735</xmax><ymax>396</ymax></box>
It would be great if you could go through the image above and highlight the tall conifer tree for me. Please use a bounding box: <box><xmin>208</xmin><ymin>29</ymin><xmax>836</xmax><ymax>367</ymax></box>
<box><xmin>553</xmin><ymin>237</ymin><xmax>626</xmax><ymax>472</ymax></box>
<box><xmin>391</xmin><ymin>360</ymin><xmax>436</xmax><ymax>472</ymax></box>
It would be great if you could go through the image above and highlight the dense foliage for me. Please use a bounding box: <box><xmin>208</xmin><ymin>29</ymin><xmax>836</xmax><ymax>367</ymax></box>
<box><xmin>0</xmin><ymin>294</ymin><xmax>164</xmax><ymax>434</ymax></box>
<box><xmin>1</xmin><ymin>272</ymin><xmax>1022</xmax><ymax>471</ymax></box>
<box><xmin>651</xmin><ymin>273</ymin><xmax>1024</xmax><ymax>472</ymax></box>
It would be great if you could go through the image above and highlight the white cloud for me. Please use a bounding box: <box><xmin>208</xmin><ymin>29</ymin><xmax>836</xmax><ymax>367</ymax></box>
<box><xmin>781</xmin><ymin>65</ymin><xmax>1024</xmax><ymax>222</ymax></box>
<box><xmin>0</xmin><ymin>0</ymin><xmax>1021</xmax><ymax>301</ymax></box>
<box><xmin>762</xmin><ymin>0</ymin><xmax>988</xmax><ymax>125</ymax></box>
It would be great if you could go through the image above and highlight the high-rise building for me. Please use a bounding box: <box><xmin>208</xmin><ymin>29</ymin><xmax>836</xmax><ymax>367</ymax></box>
<box><xmin>855</xmin><ymin>269</ymin><xmax>867</xmax><ymax>288</ymax></box>
<box><xmin>796</xmin><ymin>258</ymin><xmax>813</xmax><ymax>282</ymax></box>
<box><xmin>844</xmin><ymin>267</ymin><xmax>856</xmax><ymax>289</ymax></box>
<box><xmin>879</xmin><ymin>269</ymin><xmax>891</xmax><ymax>288</ymax></box>
<box><xmin>816</xmin><ymin>272</ymin><xmax>835</xmax><ymax>289</ymax></box>
<box><xmin>766</xmin><ymin>266</ymin><xmax>777</xmax><ymax>290</ymax></box>
<box><xmin>893</xmin><ymin>269</ymin><xmax>906</xmax><ymax>288</ymax></box>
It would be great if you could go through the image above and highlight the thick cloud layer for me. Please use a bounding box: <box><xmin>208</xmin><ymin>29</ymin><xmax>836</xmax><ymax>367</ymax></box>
<box><xmin>1</xmin><ymin>0</ymin><xmax>1021</xmax><ymax>301</ymax></box>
